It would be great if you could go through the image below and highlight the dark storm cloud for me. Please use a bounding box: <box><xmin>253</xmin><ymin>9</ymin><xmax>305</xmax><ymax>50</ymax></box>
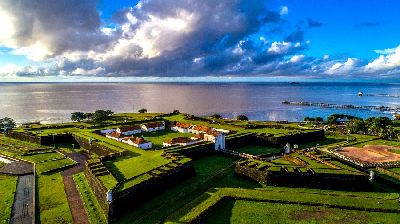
<box><xmin>1</xmin><ymin>0</ymin><xmax>310</xmax><ymax>78</ymax></box>
<box><xmin>0</xmin><ymin>0</ymin><xmax>114</xmax><ymax>55</ymax></box>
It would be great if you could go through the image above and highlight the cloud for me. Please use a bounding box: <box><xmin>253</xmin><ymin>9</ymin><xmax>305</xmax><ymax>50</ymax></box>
<box><xmin>326</xmin><ymin>58</ymin><xmax>359</xmax><ymax>75</ymax></box>
<box><xmin>290</xmin><ymin>55</ymin><xmax>304</xmax><ymax>63</ymax></box>
<box><xmin>280</xmin><ymin>6</ymin><xmax>288</xmax><ymax>16</ymax></box>
<box><xmin>307</xmin><ymin>19</ymin><xmax>323</xmax><ymax>28</ymax></box>
<box><xmin>365</xmin><ymin>45</ymin><xmax>400</xmax><ymax>72</ymax></box>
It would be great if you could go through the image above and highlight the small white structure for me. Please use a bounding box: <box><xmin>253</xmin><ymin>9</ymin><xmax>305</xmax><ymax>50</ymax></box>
<box><xmin>106</xmin><ymin>132</ymin><xmax>124</xmax><ymax>141</ymax></box>
<box><xmin>122</xmin><ymin>136</ymin><xmax>152</xmax><ymax>149</ymax></box>
<box><xmin>107</xmin><ymin>190</ymin><xmax>113</xmax><ymax>203</ymax></box>
<box><xmin>369</xmin><ymin>170</ymin><xmax>375</xmax><ymax>182</ymax></box>
<box><xmin>284</xmin><ymin>143</ymin><xmax>291</xmax><ymax>154</ymax></box>
<box><xmin>212</xmin><ymin>128</ymin><xmax>230</xmax><ymax>134</ymax></box>
<box><xmin>214</xmin><ymin>132</ymin><xmax>225</xmax><ymax>151</ymax></box>
<box><xmin>100</xmin><ymin>129</ymin><xmax>116</xmax><ymax>134</ymax></box>
<box><xmin>116</xmin><ymin>125</ymin><xmax>142</xmax><ymax>135</ymax></box>
<box><xmin>141</xmin><ymin>121</ymin><xmax>165</xmax><ymax>132</ymax></box>
<box><xmin>190</xmin><ymin>125</ymin><xmax>211</xmax><ymax>134</ymax></box>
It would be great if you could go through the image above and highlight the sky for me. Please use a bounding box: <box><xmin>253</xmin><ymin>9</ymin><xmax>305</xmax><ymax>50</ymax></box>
<box><xmin>0</xmin><ymin>0</ymin><xmax>400</xmax><ymax>82</ymax></box>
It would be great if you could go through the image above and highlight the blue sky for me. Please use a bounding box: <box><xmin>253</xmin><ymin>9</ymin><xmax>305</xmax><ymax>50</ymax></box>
<box><xmin>0</xmin><ymin>0</ymin><xmax>400</xmax><ymax>82</ymax></box>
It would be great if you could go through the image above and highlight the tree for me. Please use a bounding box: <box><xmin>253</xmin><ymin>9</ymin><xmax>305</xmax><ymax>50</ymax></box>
<box><xmin>315</xmin><ymin>117</ymin><xmax>323</xmax><ymax>123</ymax></box>
<box><xmin>303</xmin><ymin>117</ymin><xmax>311</xmax><ymax>122</ymax></box>
<box><xmin>172</xmin><ymin>110</ymin><xmax>180</xmax><ymax>114</ymax></box>
<box><xmin>138</xmin><ymin>108</ymin><xmax>147</xmax><ymax>113</ymax></box>
<box><xmin>395</xmin><ymin>114</ymin><xmax>400</xmax><ymax>120</ymax></box>
<box><xmin>71</xmin><ymin>112</ymin><xmax>85</xmax><ymax>122</ymax></box>
<box><xmin>91</xmin><ymin>110</ymin><xmax>114</xmax><ymax>124</ymax></box>
<box><xmin>236</xmin><ymin>114</ymin><xmax>249</xmax><ymax>121</ymax></box>
<box><xmin>346</xmin><ymin>119</ymin><xmax>366</xmax><ymax>134</ymax></box>
<box><xmin>210</xmin><ymin>114</ymin><xmax>222</xmax><ymax>119</ymax></box>
<box><xmin>0</xmin><ymin>117</ymin><xmax>16</xmax><ymax>132</ymax></box>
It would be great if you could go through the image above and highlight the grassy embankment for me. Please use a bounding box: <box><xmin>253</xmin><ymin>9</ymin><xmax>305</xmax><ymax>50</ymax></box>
<box><xmin>37</xmin><ymin>173</ymin><xmax>73</xmax><ymax>224</ymax></box>
<box><xmin>0</xmin><ymin>175</ymin><xmax>18</xmax><ymax>224</ymax></box>
<box><xmin>73</xmin><ymin>172</ymin><xmax>107</xmax><ymax>224</ymax></box>
<box><xmin>166</xmin><ymin>187</ymin><xmax>400</xmax><ymax>224</ymax></box>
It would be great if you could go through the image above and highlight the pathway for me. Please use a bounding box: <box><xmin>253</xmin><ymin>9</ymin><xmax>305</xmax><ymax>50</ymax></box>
<box><xmin>10</xmin><ymin>174</ymin><xmax>35</xmax><ymax>224</ymax></box>
<box><xmin>61</xmin><ymin>152</ymin><xmax>90</xmax><ymax>224</ymax></box>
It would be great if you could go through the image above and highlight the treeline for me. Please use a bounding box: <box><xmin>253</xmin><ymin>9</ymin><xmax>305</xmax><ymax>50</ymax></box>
<box><xmin>345</xmin><ymin>116</ymin><xmax>397</xmax><ymax>139</ymax></box>
<box><xmin>71</xmin><ymin>110</ymin><xmax>114</xmax><ymax>124</ymax></box>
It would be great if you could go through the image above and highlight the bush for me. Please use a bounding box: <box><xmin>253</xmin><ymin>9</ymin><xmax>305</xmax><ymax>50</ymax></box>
<box><xmin>138</xmin><ymin>108</ymin><xmax>148</xmax><ymax>113</ymax></box>
<box><xmin>236</xmin><ymin>115</ymin><xmax>248</xmax><ymax>121</ymax></box>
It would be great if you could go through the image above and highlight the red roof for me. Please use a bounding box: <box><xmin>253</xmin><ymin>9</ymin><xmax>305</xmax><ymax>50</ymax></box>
<box><xmin>118</xmin><ymin>125</ymin><xmax>141</xmax><ymax>132</ymax></box>
<box><xmin>144</xmin><ymin>121</ymin><xmax>165</xmax><ymax>128</ymax></box>
<box><xmin>165</xmin><ymin>137</ymin><xmax>191</xmax><ymax>144</ymax></box>
<box><xmin>108</xmin><ymin>132</ymin><xmax>122</xmax><ymax>138</ymax></box>
<box><xmin>174</xmin><ymin>122</ymin><xmax>191</xmax><ymax>129</ymax></box>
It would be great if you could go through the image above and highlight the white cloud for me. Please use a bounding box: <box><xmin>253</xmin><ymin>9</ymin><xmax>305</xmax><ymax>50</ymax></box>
<box><xmin>268</xmin><ymin>41</ymin><xmax>292</xmax><ymax>54</ymax></box>
<box><xmin>326</xmin><ymin>58</ymin><xmax>359</xmax><ymax>74</ymax></box>
<box><xmin>290</xmin><ymin>55</ymin><xmax>304</xmax><ymax>63</ymax></box>
<box><xmin>72</xmin><ymin>67</ymin><xmax>106</xmax><ymax>75</ymax></box>
<box><xmin>323</xmin><ymin>54</ymin><xmax>330</xmax><ymax>60</ymax></box>
<box><xmin>280</xmin><ymin>6</ymin><xmax>288</xmax><ymax>16</ymax></box>
<box><xmin>365</xmin><ymin>45</ymin><xmax>400</xmax><ymax>72</ymax></box>
<box><xmin>10</xmin><ymin>42</ymin><xmax>52</xmax><ymax>61</ymax></box>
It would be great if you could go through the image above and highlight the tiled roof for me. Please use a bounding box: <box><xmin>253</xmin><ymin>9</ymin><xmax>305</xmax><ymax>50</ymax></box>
<box><xmin>118</xmin><ymin>125</ymin><xmax>142</xmax><ymax>132</ymax></box>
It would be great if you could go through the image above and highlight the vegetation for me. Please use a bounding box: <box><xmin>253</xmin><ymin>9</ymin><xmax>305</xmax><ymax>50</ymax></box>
<box><xmin>71</xmin><ymin>112</ymin><xmax>86</xmax><ymax>122</ymax></box>
<box><xmin>0</xmin><ymin>117</ymin><xmax>16</xmax><ymax>132</ymax></box>
<box><xmin>166</xmin><ymin>187</ymin><xmax>400</xmax><ymax>223</ymax></box>
<box><xmin>37</xmin><ymin>173</ymin><xmax>73</xmax><ymax>224</ymax></box>
<box><xmin>327</xmin><ymin>114</ymin><xmax>359</xmax><ymax>125</ymax></box>
<box><xmin>0</xmin><ymin>175</ymin><xmax>18</xmax><ymax>224</ymax></box>
<box><xmin>210</xmin><ymin>114</ymin><xmax>223</xmax><ymax>119</ymax></box>
<box><xmin>345</xmin><ymin>116</ymin><xmax>397</xmax><ymax>139</ymax></box>
<box><xmin>303</xmin><ymin>116</ymin><xmax>323</xmax><ymax>123</ymax></box>
<box><xmin>73</xmin><ymin>172</ymin><xmax>107</xmax><ymax>224</ymax></box>
<box><xmin>236</xmin><ymin>114</ymin><xmax>249</xmax><ymax>121</ymax></box>
<box><xmin>138</xmin><ymin>108</ymin><xmax>148</xmax><ymax>113</ymax></box>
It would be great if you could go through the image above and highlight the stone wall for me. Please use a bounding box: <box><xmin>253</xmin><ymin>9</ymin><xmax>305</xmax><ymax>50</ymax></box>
<box><xmin>73</xmin><ymin>134</ymin><xmax>127</xmax><ymax>157</ymax></box>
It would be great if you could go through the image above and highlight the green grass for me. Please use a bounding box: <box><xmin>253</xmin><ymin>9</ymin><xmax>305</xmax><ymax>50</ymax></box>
<box><xmin>104</xmin><ymin>151</ymin><xmax>170</xmax><ymax>181</ymax></box>
<box><xmin>166</xmin><ymin>187</ymin><xmax>400</xmax><ymax>223</ymax></box>
<box><xmin>0</xmin><ymin>175</ymin><xmax>17</xmax><ymax>224</ymax></box>
<box><xmin>199</xmin><ymin>199</ymin><xmax>400</xmax><ymax>224</ymax></box>
<box><xmin>115</xmin><ymin>155</ymin><xmax>260</xmax><ymax>224</ymax></box>
<box><xmin>0</xmin><ymin>161</ymin><xmax>5</xmax><ymax>168</ymax></box>
<box><xmin>73</xmin><ymin>172</ymin><xmax>107</xmax><ymax>224</ymax></box>
<box><xmin>35</xmin><ymin>158</ymin><xmax>76</xmax><ymax>174</ymax></box>
<box><xmin>37</xmin><ymin>173</ymin><xmax>73</xmax><ymax>224</ymax></box>
<box><xmin>98</xmin><ymin>174</ymin><xmax>119</xmax><ymax>190</ymax></box>
<box><xmin>233</xmin><ymin>144</ymin><xmax>281</xmax><ymax>155</ymax></box>
<box><xmin>22</xmin><ymin>152</ymin><xmax>65</xmax><ymax>163</ymax></box>
<box><xmin>135</xmin><ymin>130</ymin><xmax>194</xmax><ymax>149</ymax></box>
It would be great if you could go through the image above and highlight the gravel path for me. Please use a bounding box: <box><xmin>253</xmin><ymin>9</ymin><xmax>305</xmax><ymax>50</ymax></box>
<box><xmin>10</xmin><ymin>174</ymin><xmax>34</xmax><ymax>224</ymax></box>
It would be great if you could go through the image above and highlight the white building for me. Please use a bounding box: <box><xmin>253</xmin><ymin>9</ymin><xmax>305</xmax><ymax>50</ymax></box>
<box><xmin>163</xmin><ymin>137</ymin><xmax>198</xmax><ymax>147</ymax></box>
<box><xmin>116</xmin><ymin>125</ymin><xmax>142</xmax><ymax>135</ymax></box>
<box><xmin>171</xmin><ymin>122</ymin><xmax>191</xmax><ymax>133</ymax></box>
<box><xmin>141</xmin><ymin>121</ymin><xmax>165</xmax><ymax>132</ymax></box>
<box><xmin>122</xmin><ymin>137</ymin><xmax>152</xmax><ymax>149</ymax></box>
<box><xmin>105</xmin><ymin>132</ymin><xmax>124</xmax><ymax>141</ymax></box>
<box><xmin>100</xmin><ymin>129</ymin><xmax>116</xmax><ymax>134</ymax></box>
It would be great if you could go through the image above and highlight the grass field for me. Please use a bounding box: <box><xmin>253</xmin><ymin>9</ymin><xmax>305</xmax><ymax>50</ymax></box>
<box><xmin>166</xmin><ymin>187</ymin><xmax>400</xmax><ymax>223</ymax></box>
<box><xmin>199</xmin><ymin>199</ymin><xmax>400</xmax><ymax>224</ymax></box>
<box><xmin>37</xmin><ymin>173</ymin><xmax>73</xmax><ymax>224</ymax></box>
<box><xmin>233</xmin><ymin>144</ymin><xmax>281</xmax><ymax>155</ymax></box>
<box><xmin>104</xmin><ymin>151</ymin><xmax>170</xmax><ymax>181</ymax></box>
<box><xmin>73</xmin><ymin>172</ymin><xmax>107</xmax><ymax>224</ymax></box>
<box><xmin>0</xmin><ymin>175</ymin><xmax>17</xmax><ymax>224</ymax></box>
<box><xmin>115</xmin><ymin>155</ymin><xmax>260</xmax><ymax>224</ymax></box>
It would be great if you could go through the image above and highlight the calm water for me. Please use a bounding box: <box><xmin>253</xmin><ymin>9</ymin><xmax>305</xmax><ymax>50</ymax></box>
<box><xmin>0</xmin><ymin>82</ymin><xmax>399</xmax><ymax>123</ymax></box>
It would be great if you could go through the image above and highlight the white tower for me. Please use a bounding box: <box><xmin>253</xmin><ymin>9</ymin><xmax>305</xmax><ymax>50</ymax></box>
<box><xmin>284</xmin><ymin>143</ymin><xmax>291</xmax><ymax>154</ymax></box>
<box><xmin>214</xmin><ymin>132</ymin><xmax>225</xmax><ymax>151</ymax></box>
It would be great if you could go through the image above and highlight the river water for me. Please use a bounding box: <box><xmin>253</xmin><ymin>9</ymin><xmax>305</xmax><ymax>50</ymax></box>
<box><xmin>0</xmin><ymin>82</ymin><xmax>399</xmax><ymax>123</ymax></box>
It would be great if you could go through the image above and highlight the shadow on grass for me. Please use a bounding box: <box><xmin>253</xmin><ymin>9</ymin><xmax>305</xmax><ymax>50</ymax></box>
<box><xmin>103</xmin><ymin>160</ymin><xmax>126</xmax><ymax>182</ymax></box>
<box><xmin>198</xmin><ymin>198</ymin><xmax>235</xmax><ymax>224</ymax></box>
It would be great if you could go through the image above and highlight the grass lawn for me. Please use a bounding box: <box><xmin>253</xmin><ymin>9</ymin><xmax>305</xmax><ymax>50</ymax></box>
<box><xmin>73</xmin><ymin>172</ymin><xmax>107</xmax><ymax>224</ymax></box>
<box><xmin>22</xmin><ymin>152</ymin><xmax>65</xmax><ymax>163</ymax></box>
<box><xmin>137</xmin><ymin>130</ymin><xmax>194</xmax><ymax>149</ymax></box>
<box><xmin>35</xmin><ymin>158</ymin><xmax>76</xmax><ymax>174</ymax></box>
<box><xmin>233</xmin><ymin>144</ymin><xmax>281</xmax><ymax>155</ymax></box>
<box><xmin>115</xmin><ymin>155</ymin><xmax>260</xmax><ymax>224</ymax></box>
<box><xmin>199</xmin><ymin>199</ymin><xmax>400</xmax><ymax>224</ymax></box>
<box><xmin>166</xmin><ymin>187</ymin><xmax>400</xmax><ymax>224</ymax></box>
<box><xmin>0</xmin><ymin>175</ymin><xmax>17</xmax><ymax>224</ymax></box>
<box><xmin>104</xmin><ymin>151</ymin><xmax>170</xmax><ymax>181</ymax></box>
<box><xmin>37</xmin><ymin>173</ymin><xmax>73</xmax><ymax>224</ymax></box>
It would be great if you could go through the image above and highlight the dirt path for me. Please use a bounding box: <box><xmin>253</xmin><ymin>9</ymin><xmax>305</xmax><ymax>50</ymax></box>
<box><xmin>10</xmin><ymin>174</ymin><xmax>34</xmax><ymax>224</ymax></box>
<box><xmin>63</xmin><ymin>175</ymin><xmax>90</xmax><ymax>224</ymax></box>
<box><xmin>61</xmin><ymin>152</ymin><xmax>90</xmax><ymax>224</ymax></box>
